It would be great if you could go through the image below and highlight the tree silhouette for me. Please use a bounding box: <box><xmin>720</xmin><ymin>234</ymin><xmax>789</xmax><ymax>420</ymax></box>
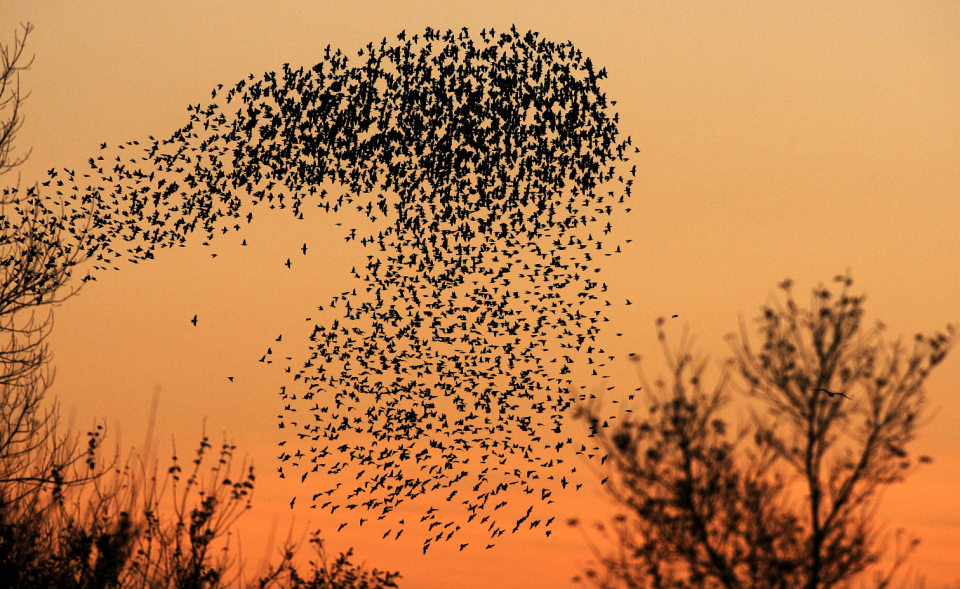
<box><xmin>572</xmin><ymin>273</ymin><xmax>957</xmax><ymax>589</ymax></box>
<box><xmin>0</xmin><ymin>21</ymin><xmax>33</xmax><ymax>176</ymax></box>
<box><xmin>0</xmin><ymin>19</ymin><xmax>113</xmax><ymax>561</ymax></box>
<box><xmin>0</xmin><ymin>21</ymin><xmax>144</xmax><ymax>588</ymax></box>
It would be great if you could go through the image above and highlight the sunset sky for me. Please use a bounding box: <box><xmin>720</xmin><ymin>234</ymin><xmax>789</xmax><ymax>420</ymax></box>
<box><xmin>2</xmin><ymin>2</ymin><xmax>959</xmax><ymax>588</ymax></box>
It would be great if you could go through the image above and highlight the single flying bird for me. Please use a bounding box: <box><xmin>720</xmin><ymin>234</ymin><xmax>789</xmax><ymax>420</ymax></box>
<box><xmin>811</xmin><ymin>388</ymin><xmax>850</xmax><ymax>399</ymax></box>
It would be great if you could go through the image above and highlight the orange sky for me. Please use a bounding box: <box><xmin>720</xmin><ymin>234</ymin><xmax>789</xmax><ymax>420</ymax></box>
<box><xmin>3</xmin><ymin>2</ymin><xmax>959</xmax><ymax>587</ymax></box>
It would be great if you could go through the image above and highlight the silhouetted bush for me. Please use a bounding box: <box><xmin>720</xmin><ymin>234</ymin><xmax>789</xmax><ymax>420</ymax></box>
<box><xmin>253</xmin><ymin>531</ymin><xmax>400</xmax><ymax>589</ymax></box>
<box><xmin>1</xmin><ymin>420</ymin><xmax>402</xmax><ymax>589</ymax></box>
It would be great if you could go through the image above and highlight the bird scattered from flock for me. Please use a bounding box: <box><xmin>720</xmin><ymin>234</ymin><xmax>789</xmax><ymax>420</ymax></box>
<box><xmin>811</xmin><ymin>388</ymin><xmax>851</xmax><ymax>399</ymax></box>
<box><xmin>9</xmin><ymin>25</ymin><xmax>640</xmax><ymax>549</ymax></box>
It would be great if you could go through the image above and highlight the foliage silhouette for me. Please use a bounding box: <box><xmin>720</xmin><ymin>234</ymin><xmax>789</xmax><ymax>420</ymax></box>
<box><xmin>251</xmin><ymin>529</ymin><xmax>400</xmax><ymax>589</ymax></box>
<box><xmin>573</xmin><ymin>273</ymin><xmax>957</xmax><ymax>589</ymax></box>
<box><xmin>3</xmin><ymin>420</ymin><xmax>401</xmax><ymax>589</ymax></box>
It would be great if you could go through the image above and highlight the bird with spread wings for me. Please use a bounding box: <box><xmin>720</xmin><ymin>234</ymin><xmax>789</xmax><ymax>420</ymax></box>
<box><xmin>810</xmin><ymin>388</ymin><xmax>850</xmax><ymax>399</ymax></box>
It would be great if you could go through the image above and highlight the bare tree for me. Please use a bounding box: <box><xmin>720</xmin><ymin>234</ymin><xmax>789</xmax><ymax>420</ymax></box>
<box><xmin>0</xmin><ymin>21</ymin><xmax>34</xmax><ymax>176</ymax></box>
<box><xmin>572</xmin><ymin>273</ymin><xmax>956</xmax><ymax>589</ymax></box>
<box><xmin>0</xmin><ymin>20</ymin><xmax>91</xmax><ymax>312</ymax></box>
<box><xmin>0</xmin><ymin>16</ymin><xmax>110</xmax><ymax>524</ymax></box>
<box><xmin>0</xmin><ymin>22</ymin><xmax>124</xmax><ymax>587</ymax></box>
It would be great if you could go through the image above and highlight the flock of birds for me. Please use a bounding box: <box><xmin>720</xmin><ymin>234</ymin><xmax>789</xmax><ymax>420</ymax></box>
<box><xmin>7</xmin><ymin>26</ymin><xmax>642</xmax><ymax>551</ymax></box>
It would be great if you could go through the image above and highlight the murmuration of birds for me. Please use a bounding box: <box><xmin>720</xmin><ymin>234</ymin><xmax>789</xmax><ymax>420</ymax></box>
<box><xmin>3</xmin><ymin>25</ymin><xmax>641</xmax><ymax>552</ymax></box>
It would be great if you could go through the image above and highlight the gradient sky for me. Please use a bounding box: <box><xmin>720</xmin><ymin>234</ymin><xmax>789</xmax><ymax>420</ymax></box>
<box><xmin>2</xmin><ymin>2</ymin><xmax>959</xmax><ymax>588</ymax></box>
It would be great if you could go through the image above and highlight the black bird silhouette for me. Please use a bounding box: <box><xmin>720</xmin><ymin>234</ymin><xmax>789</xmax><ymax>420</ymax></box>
<box><xmin>191</xmin><ymin>314</ymin><xmax>198</xmax><ymax>327</ymax></box>
<box><xmin>12</xmin><ymin>25</ymin><xmax>638</xmax><ymax>547</ymax></box>
<box><xmin>811</xmin><ymin>388</ymin><xmax>851</xmax><ymax>399</ymax></box>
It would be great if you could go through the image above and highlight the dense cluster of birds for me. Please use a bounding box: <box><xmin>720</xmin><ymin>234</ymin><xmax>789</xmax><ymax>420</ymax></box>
<box><xmin>6</xmin><ymin>26</ymin><xmax>638</xmax><ymax>551</ymax></box>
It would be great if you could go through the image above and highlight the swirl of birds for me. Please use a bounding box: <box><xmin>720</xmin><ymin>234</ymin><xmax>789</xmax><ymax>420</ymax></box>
<box><xmin>6</xmin><ymin>26</ymin><xmax>644</xmax><ymax>552</ymax></box>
